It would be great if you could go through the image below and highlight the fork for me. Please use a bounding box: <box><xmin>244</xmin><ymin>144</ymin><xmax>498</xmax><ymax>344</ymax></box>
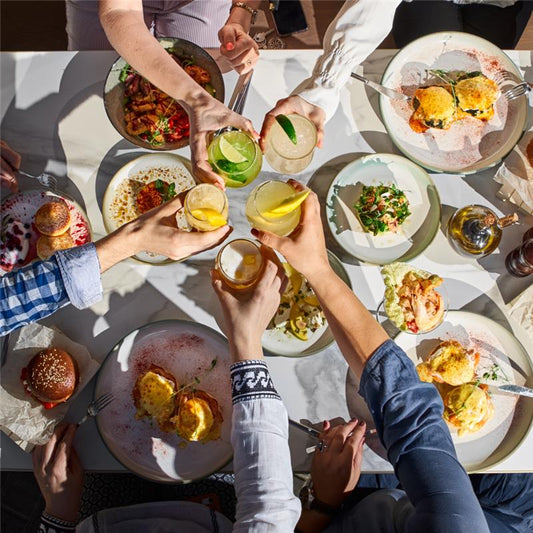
<box><xmin>17</xmin><ymin>169</ymin><xmax>58</xmax><ymax>191</ymax></box>
<box><xmin>77</xmin><ymin>392</ymin><xmax>114</xmax><ymax>426</ymax></box>
<box><xmin>350</xmin><ymin>72</ymin><xmax>411</xmax><ymax>102</ymax></box>
<box><xmin>502</xmin><ymin>82</ymin><xmax>531</xmax><ymax>102</ymax></box>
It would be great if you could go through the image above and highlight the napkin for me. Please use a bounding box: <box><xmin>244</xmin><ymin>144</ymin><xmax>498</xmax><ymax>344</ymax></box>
<box><xmin>0</xmin><ymin>323</ymin><xmax>99</xmax><ymax>452</ymax></box>
<box><xmin>494</xmin><ymin>132</ymin><xmax>533</xmax><ymax>215</ymax></box>
<box><xmin>507</xmin><ymin>285</ymin><xmax>533</xmax><ymax>346</ymax></box>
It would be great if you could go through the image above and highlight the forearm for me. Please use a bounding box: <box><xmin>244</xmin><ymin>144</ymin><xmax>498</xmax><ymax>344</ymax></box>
<box><xmin>296</xmin><ymin>509</ymin><xmax>332</xmax><ymax>533</ymax></box>
<box><xmin>307</xmin><ymin>265</ymin><xmax>388</xmax><ymax>376</ymax></box>
<box><xmin>225</xmin><ymin>0</ymin><xmax>260</xmax><ymax>33</ymax></box>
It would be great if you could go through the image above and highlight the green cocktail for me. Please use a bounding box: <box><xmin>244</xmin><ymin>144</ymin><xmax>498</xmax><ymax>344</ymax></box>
<box><xmin>208</xmin><ymin>130</ymin><xmax>262</xmax><ymax>188</ymax></box>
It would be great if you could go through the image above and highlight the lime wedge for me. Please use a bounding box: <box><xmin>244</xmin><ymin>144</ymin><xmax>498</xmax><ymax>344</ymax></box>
<box><xmin>275</xmin><ymin>114</ymin><xmax>297</xmax><ymax>145</ymax></box>
<box><xmin>264</xmin><ymin>189</ymin><xmax>310</xmax><ymax>218</ymax></box>
<box><xmin>219</xmin><ymin>136</ymin><xmax>248</xmax><ymax>164</ymax></box>
<box><xmin>191</xmin><ymin>208</ymin><xmax>227</xmax><ymax>228</ymax></box>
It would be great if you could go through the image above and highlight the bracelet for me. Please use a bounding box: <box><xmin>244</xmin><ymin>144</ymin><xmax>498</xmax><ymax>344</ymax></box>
<box><xmin>310</xmin><ymin>497</ymin><xmax>342</xmax><ymax>517</ymax></box>
<box><xmin>230</xmin><ymin>2</ymin><xmax>258</xmax><ymax>25</ymax></box>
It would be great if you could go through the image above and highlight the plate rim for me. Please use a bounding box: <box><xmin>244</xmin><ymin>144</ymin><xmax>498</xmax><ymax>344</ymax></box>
<box><xmin>93</xmin><ymin>318</ymin><xmax>233</xmax><ymax>483</ymax></box>
<box><xmin>325</xmin><ymin>152</ymin><xmax>441</xmax><ymax>265</ymax></box>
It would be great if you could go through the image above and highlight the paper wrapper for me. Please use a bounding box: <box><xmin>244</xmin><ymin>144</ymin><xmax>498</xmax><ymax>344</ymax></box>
<box><xmin>494</xmin><ymin>131</ymin><xmax>533</xmax><ymax>215</ymax></box>
<box><xmin>507</xmin><ymin>285</ymin><xmax>533</xmax><ymax>345</ymax></box>
<box><xmin>0</xmin><ymin>323</ymin><xmax>99</xmax><ymax>452</ymax></box>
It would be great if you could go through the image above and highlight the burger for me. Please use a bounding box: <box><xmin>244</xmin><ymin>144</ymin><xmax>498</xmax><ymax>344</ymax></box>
<box><xmin>21</xmin><ymin>348</ymin><xmax>78</xmax><ymax>409</ymax></box>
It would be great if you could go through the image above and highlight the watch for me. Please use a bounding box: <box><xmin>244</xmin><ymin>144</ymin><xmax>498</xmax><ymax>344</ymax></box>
<box><xmin>230</xmin><ymin>2</ymin><xmax>258</xmax><ymax>25</ymax></box>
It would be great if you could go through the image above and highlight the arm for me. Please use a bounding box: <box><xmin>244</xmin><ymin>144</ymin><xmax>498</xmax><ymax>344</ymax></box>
<box><xmin>212</xmin><ymin>248</ymin><xmax>301</xmax><ymax>531</ymax></box>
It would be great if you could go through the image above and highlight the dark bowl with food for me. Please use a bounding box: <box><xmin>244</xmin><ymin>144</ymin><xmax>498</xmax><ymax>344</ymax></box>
<box><xmin>103</xmin><ymin>37</ymin><xmax>225</xmax><ymax>151</ymax></box>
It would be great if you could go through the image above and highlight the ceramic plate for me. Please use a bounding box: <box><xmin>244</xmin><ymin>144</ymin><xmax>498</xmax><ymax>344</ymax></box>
<box><xmin>102</xmin><ymin>153</ymin><xmax>196</xmax><ymax>264</ymax></box>
<box><xmin>262</xmin><ymin>251</ymin><xmax>351</xmax><ymax>357</ymax></box>
<box><xmin>380</xmin><ymin>32</ymin><xmax>528</xmax><ymax>174</ymax></box>
<box><xmin>1</xmin><ymin>189</ymin><xmax>91</xmax><ymax>273</ymax></box>
<box><xmin>395</xmin><ymin>310</ymin><xmax>533</xmax><ymax>471</ymax></box>
<box><xmin>94</xmin><ymin>320</ymin><xmax>233</xmax><ymax>483</ymax></box>
<box><xmin>326</xmin><ymin>153</ymin><xmax>440</xmax><ymax>265</ymax></box>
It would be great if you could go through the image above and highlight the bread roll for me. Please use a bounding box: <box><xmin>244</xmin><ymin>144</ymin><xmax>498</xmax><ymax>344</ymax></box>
<box><xmin>36</xmin><ymin>233</ymin><xmax>74</xmax><ymax>260</ymax></box>
<box><xmin>34</xmin><ymin>201</ymin><xmax>71</xmax><ymax>236</ymax></box>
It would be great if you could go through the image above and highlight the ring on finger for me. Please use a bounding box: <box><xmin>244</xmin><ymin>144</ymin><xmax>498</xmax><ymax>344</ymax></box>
<box><xmin>317</xmin><ymin>439</ymin><xmax>328</xmax><ymax>453</ymax></box>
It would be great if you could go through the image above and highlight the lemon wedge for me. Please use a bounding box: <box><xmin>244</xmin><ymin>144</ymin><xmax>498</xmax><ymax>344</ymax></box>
<box><xmin>219</xmin><ymin>135</ymin><xmax>248</xmax><ymax>164</ymax></box>
<box><xmin>190</xmin><ymin>208</ymin><xmax>227</xmax><ymax>228</ymax></box>
<box><xmin>264</xmin><ymin>190</ymin><xmax>310</xmax><ymax>218</ymax></box>
<box><xmin>289</xmin><ymin>304</ymin><xmax>308</xmax><ymax>341</ymax></box>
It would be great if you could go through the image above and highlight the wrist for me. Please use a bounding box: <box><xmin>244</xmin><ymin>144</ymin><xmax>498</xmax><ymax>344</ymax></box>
<box><xmin>228</xmin><ymin>335</ymin><xmax>262</xmax><ymax>362</ymax></box>
<box><xmin>302</xmin><ymin>262</ymin><xmax>333</xmax><ymax>287</ymax></box>
<box><xmin>179</xmin><ymin>89</ymin><xmax>213</xmax><ymax>115</ymax></box>
<box><xmin>44</xmin><ymin>505</ymin><xmax>79</xmax><ymax>524</ymax></box>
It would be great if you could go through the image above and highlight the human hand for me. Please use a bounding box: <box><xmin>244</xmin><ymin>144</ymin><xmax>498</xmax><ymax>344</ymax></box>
<box><xmin>32</xmin><ymin>424</ymin><xmax>83</xmax><ymax>523</ymax></box>
<box><xmin>311</xmin><ymin>419</ymin><xmax>366</xmax><ymax>508</ymax></box>
<box><xmin>1</xmin><ymin>140</ymin><xmax>21</xmax><ymax>194</ymax></box>
<box><xmin>251</xmin><ymin>180</ymin><xmax>330</xmax><ymax>282</ymax></box>
<box><xmin>219</xmin><ymin>22</ymin><xmax>259</xmax><ymax>74</ymax></box>
<box><xmin>259</xmin><ymin>95</ymin><xmax>326</xmax><ymax>152</ymax></box>
<box><xmin>211</xmin><ymin>245</ymin><xmax>287</xmax><ymax>360</ymax></box>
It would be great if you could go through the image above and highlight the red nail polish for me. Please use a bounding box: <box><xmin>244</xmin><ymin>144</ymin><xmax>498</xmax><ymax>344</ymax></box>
<box><xmin>226</xmin><ymin>42</ymin><xmax>235</xmax><ymax>51</ymax></box>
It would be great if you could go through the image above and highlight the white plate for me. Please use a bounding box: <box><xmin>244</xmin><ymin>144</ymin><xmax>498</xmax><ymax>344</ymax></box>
<box><xmin>326</xmin><ymin>153</ymin><xmax>440</xmax><ymax>265</ymax></box>
<box><xmin>102</xmin><ymin>153</ymin><xmax>196</xmax><ymax>264</ymax></box>
<box><xmin>395</xmin><ymin>310</ymin><xmax>533</xmax><ymax>471</ymax></box>
<box><xmin>94</xmin><ymin>320</ymin><xmax>233</xmax><ymax>483</ymax></box>
<box><xmin>262</xmin><ymin>251</ymin><xmax>351</xmax><ymax>357</ymax></box>
<box><xmin>380</xmin><ymin>32</ymin><xmax>528</xmax><ymax>174</ymax></box>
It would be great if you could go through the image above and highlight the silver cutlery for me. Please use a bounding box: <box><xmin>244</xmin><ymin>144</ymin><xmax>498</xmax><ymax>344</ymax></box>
<box><xmin>18</xmin><ymin>169</ymin><xmax>58</xmax><ymax>191</ymax></box>
<box><xmin>498</xmin><ymin>384</ymin><xmax>533</xmax><ymax>398</ymax></box>
<box><xmin>350</xmin><ymin>72</ymin><xmax>411</xmax><ymax>102</ymax></box>
<box><xmin>77</xmin><ymin>392</ymin><xmax>115</xmax><ymax>425</ymax></box>
<box><xmin>502</xmin><ymin>82</ymin><xmax>530</xmax><ymax>102</ymax></box>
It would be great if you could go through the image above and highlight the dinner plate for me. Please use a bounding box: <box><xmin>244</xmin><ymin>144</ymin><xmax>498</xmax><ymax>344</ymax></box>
<box><xmin>1</xmin><ymin>189</ymin><xmax>92</xmax><ymax>273</ymax></box>
<box><xmin>102</xmin><ymin>153</ymin><xmax>196</xmax><ymax>264</ymax></box>
<box><xmin>94</xmin><ymin>320</ymin><xmax>233</xmax><ymax>483</ymax></box>
<box><xmin>379</xmin><ymin>32</ymin><xmax>528</xmax><ymax>174</ymax></box>
<box><xmin>262</xmin><ymin>251</ymin><xmax>351</xmax><ymax>357</ymax></box>
<box><xmin>394</xmin><ymin>310</ymin><xmax>533</xmax><ymax>471</ymax></box>
<box><xmin>325</xmin><ymin>153</ymin><xmax>440</xmax><ymax>265</ymax></box>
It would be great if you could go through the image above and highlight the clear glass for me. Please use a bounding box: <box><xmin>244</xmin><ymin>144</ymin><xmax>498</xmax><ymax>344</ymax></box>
<box><xmin>207</xmin><ymin>130</ymin><xmax>262</xmax><ymax>188</ymax></box>
<box><xmin>184</xmin><ymin>183</ymin><xmax>228</xmax><ymax>232</ymax></box>
<box><xmin>215</xmin><ymin>239</ymin><xmax>264</xmax><ymax>290</ymax></box>
<box><xmin>264</xmin><ymin>114</ymin><xmax>317</xmax><ymax>174</ymax></box>
<box><xmin>245</xmin><ymin>180</ymin><xmax>301</xmax><ymax>237</ymax></box>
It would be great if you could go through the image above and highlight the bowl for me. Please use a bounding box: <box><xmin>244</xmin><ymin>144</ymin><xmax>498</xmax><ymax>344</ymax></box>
<box><xmin>103</xmin><ymin>37</ymin><xmax>225</xmax><ymax>151</ymax></box>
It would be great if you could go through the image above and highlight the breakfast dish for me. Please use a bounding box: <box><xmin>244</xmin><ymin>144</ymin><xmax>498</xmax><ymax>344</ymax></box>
<box><xmin>381</xmin><ymin>262</ymin><xmax>446</xmax><ymax>334</ymax></box>
<box><xmin>94</xmin><ymin>320</ymin><xmax>233</xmax><ymax>482</ymax></box>
<box><xmin>0</xmin><ymin>190</ymin><xmax>91</xmax><ymax>272</ymax></box>
<box><xmin>21</xmin><ymin>348</ymin><xmax>78</xmax><ymax>409</ymax></box>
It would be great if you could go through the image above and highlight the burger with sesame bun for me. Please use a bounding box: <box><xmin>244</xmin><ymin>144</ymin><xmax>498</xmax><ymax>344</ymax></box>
<box><xmin>21</xmin><ymin>348</ymin><xmax>78</xmax><ymax>409</ymax></box>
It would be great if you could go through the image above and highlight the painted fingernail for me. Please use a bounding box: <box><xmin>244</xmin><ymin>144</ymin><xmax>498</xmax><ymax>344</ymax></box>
<box><xmin>226</xmin><ymin>42</ymin><xmax>235</xmax><ymax>51</ymax></box>
<box><xmin>323</xmin><ymin>420</ymin><xmax>327</xmax><ymax>429</ymax></box>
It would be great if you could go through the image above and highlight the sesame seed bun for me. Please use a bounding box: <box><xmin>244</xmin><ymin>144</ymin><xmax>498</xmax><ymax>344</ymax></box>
<box><xmin>36</xmin><ymin>232</ymin><xmax>75</xmax><ymax>260</ymax></box>
<box><xmin>25</xmin><ymin>348</ymin><xmax>78</xmax><ymax>405</ymax></box>
<box><xmin>34</xmin><ymin>201</ymin><xmax>71</xmax><ymax>237</ymax></box>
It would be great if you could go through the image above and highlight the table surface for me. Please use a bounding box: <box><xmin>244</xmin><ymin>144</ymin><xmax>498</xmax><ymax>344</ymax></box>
<box><xmin>1</xmin><ymin>49</ymin><xmax>532</xmax><ymax>474</ymax></box>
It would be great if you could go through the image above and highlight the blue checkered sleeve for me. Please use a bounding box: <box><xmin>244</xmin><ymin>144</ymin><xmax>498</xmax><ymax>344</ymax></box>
<box><xmin>0</xmin><ymin>243</ymin><xmax>102</xmax><ymax>336</ymax></box>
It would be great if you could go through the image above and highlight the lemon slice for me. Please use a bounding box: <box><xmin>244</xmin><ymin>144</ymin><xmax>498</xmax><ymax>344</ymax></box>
<box><xmin>190</xmin><ymin>208</ymin><xmax>227</xmax><ymax>228</ymax></box>
<box><xmin>264</xmin><ymin>190</ymin><xmax>310</xmax><ymax>218</ymax></box>
<box><xmin>219</xmin><ymin>135</ymin><xmax>248</xmax><ymax>164</ymax></box>
<box><xmin>289</xmin><ymin>304</ymin><xmax>308</xmax><ymax>341</ymax></box>
<box><xmin>275</xmin><ymin>114</ymin><xmax>297</xmax><ymax>145</ymax></box>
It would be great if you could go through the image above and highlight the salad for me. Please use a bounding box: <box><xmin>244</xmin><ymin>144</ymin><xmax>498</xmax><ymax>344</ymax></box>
<box><xmin>354</xmin><ymin>183</ymin><xmax>410</xmax><ymax>235</ymax></box>
<box><xmin>120</xmin><ymin>48</ymin><xmax>215</xmax><ymax>146</ymax></box>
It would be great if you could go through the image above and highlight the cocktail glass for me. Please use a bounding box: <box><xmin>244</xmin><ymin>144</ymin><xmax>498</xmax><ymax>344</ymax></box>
<box><xmin>215</xmin><ymin>239</ymin><xmax>264</xmax><ymax>290</ymax></box>
<box><xmin>208</xmin><ymin>130</ymin><xmax>262</xmax><ymax>188</ymax></box>
<box><xmin>264</xmin><ymin>114</ymin><xmax>317</xmax><ymax>174</ymax></box>
<box><xmin>245</xmin><ymin>180</ymin><xmax>303</xmax><ymax>237</ymax></box>
<box><xmin>184</xmin><ymin>183</ymin><xmax>228</xmax><ymax>231</ymax></box>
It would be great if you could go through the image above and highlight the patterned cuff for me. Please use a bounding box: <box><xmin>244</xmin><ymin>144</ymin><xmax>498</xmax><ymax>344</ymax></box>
<box><xmin>230</xmin><ymin>360</ymin><xmax>281</xmax><ymax>404</ymax></box>
<box><xmin>39</xmin><ymin>512</ymin><xmax>77</xmax><ymax>532</ymax></box>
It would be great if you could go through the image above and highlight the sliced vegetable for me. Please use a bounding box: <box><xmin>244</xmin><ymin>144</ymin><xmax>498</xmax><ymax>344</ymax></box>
<box><xmin>275</xmin><ymin>114</ymin><xmax>297</xmax><ymax>145</ymax></box>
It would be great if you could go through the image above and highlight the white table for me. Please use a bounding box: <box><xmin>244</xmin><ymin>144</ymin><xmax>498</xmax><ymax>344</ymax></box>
<box><xmin>1</xmin><ymin>49</ymin><xmax>532</xmax><ymax>474</ymax></box>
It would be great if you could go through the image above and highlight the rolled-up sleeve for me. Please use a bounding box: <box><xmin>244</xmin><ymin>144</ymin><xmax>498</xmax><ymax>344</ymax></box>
<box><xmin>359</xmin><ymin>340</ymin><xmax>490</xmax><ymax>533</ymax></box>
<box><xmin>230</xmin><ymin>360</ymin><xmax>301</xmax><ymax>532</ymax></box>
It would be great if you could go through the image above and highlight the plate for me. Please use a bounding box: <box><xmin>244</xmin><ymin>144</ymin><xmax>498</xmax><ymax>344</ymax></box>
<box><xmin>394</xmin><ymin>310</ymin><xmax>533</xmax><ymax>471</ymax></box>
<box><xmin>103</xmin><ymin>37</ymin><xmax>225</xmax><ymax>151</ymax></box>
<box><xmin>102</xmin><ymin>153</ymin><xmax>196</xmax><ymax>264</ymax></box>
<box><xmin>1</xmin><ymin>189</ymin><xmax>92</xmax><ymax>272</ymax></box>
<box><xmin>325</xmin><ymin>153</ymin><xmax>440</xmax><ymax>265</ymax></box>
<box><xmin>94</xmin><ymin>320</ymin><xmax>233</xmax><ymax>483</ymax></box>
<box><xmin>379</xmin><ymin>32</ymin><xmax>528</xmax><ymax>174</ymax></box>
<box><xmin>262</xmin><ymin>250</ymin><xmax>351</xmax><ymax>357</ymax></box>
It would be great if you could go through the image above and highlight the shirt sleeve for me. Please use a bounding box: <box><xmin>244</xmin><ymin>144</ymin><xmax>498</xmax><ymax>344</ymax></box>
<box><xmin>230</xmin><ymin>360</ymin><xmax>301</xmax><ymax>532</ymax></box>
<box><xmin>296</xmin><ymin>0</ymin><xmax>402</xmax><ymax>121</ymax></box>
<box><xmin>0</xmin><ymin>243</ymin><xmax>102</xmax><ymax>336</ymax></box>
<box><xmin>358</xmin><ymin>340</ymin><xmax>490</xmax><ymax>533</ymax></box>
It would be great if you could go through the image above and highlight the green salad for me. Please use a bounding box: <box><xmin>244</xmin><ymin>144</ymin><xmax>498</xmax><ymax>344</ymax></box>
<box><xmin>354</xmin><ymin>183</ymin><xmax>410</xmax><ymax>235</ymax></box>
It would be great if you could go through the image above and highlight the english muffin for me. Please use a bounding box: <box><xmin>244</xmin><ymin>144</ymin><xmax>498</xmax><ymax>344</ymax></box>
<box><xmin>34</xmin><ymin>201</ymin><xmax>71</xmax><ymax>236</ymax></box>
<box><xmin>36</xmin><ymin>232</ymin><xmax>74</xmax><ymax>260</ymax></box>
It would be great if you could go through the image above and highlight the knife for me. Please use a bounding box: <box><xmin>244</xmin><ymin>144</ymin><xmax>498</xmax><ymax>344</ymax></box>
<box><xmin>498</xmin><ymin>384</ymin><xmax>533</xmax><ymax>398</ymax></box>
<box><xmin>350</xmin><ymin>72</ymin><xmax>411</xmax><ymax>102</ymax></box>
<box><xmin>228</xmin><ymin>69</ymin><xmax>254</xmax><ymax>113</ymax></box>
<box><xmin>289</xmin><ymin>418</ymin><xmax>321</xmax><ymax>438</ymax></box>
